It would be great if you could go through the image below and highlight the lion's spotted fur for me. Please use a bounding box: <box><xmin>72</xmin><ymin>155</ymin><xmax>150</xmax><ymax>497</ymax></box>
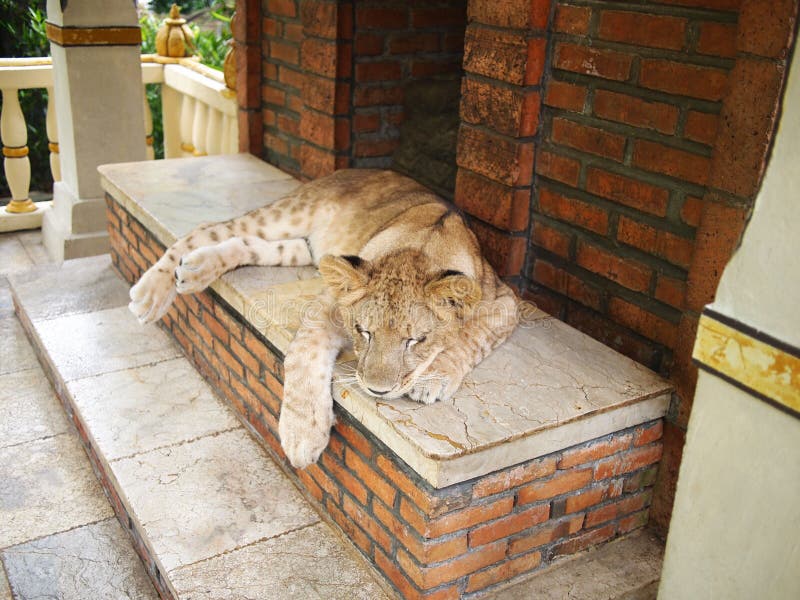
<box><xmin>130</xmin><ymin>170</ymin><xmax>518</xmax><ymax>468</ymax></box>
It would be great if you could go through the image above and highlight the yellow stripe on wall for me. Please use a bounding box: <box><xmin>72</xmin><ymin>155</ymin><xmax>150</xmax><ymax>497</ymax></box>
<box><xmin>693</xmin><ymin>313</ymin><xmax>800</xmax><ymax>415</ymax></box>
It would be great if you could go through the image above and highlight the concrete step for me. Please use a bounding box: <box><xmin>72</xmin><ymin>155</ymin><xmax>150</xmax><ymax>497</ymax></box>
<box><xmin>9</xmin><ymin>254</ymin><xmax>664</xmax><ymax>599</ymax></box>
<box><xmin>9</xmin><ymin>255</ymin><xmax>393</xmax><ymax>600</ymax></box>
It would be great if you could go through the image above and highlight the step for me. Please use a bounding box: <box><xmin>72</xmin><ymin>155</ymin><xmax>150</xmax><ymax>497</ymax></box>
<box><xmin>96</xmin><ymin>155</ymin><xmax>671</xmax><ymax>598</ymax></box>
<box><xmin>8</xmin><ymin>255</ymin><xmax>394</xmax><ymax>600</ymax></box>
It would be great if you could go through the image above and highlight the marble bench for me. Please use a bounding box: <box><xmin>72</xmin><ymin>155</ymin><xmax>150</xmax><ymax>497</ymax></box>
<box><xmin>100</xmin><ymin>154</ymin><xmax>671</xmax><ymax>599</ymax></box>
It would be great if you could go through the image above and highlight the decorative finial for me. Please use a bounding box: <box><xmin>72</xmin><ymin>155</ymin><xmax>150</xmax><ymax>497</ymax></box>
<box><xmin>155</xmin><ymin>4</ymin><xmax>196</xmax><ymax>59</ymax></box>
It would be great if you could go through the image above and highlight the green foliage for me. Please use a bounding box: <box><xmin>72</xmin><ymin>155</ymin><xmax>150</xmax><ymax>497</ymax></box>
<box><xmin>0</xmin><ymin>0</ymin><xmax>51</xmax><ymax>200</ymax></box>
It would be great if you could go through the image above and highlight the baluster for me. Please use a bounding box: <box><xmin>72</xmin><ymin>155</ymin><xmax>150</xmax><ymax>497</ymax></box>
<box><xmin>179</xmin><ymin>94</ymin><xmax>195</xmax><ymax>157</ymax></box>
<box><xmin>46</xmin><ymin>87</ymin><xmax>60</xmax><ymax>182</ymax></box>
<box><xmin>220</xmin><ymin>114</ymin><xmax>231</xmax><ymax>155</ymax></box>
<box><xmin>1</xmin><ymin>88</ymin><xmax>34</xmax><ymax>213</ymax></box>
<box><xmin>161</xmin><ymin>84</ymin><xmax>181</xmax><ymax>159</ymax></box>
<box><xmin>143</xmin><ymin>88</ymin><xmax>154</xmax><ymax>160</ymax></box>
<box><xmin>206</xmin><ymin>107</ymin><xmax>222</xmax><ymax>155</ymax></box>
<box><xmin>191</xmin><ymin>102</ymin><xmax>208</xmax><ymax>156</ymax></box>
<box><xmin>228</xmin><ymin>112</ymin><xmax>239</xmax><ymax>154</ymax></box>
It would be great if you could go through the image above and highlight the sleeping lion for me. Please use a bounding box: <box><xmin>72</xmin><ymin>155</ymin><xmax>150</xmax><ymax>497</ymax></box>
<box><xmin>129</xmin><ymin>169</ymin><xmax>519</xmax><ymax>468</ymax></box>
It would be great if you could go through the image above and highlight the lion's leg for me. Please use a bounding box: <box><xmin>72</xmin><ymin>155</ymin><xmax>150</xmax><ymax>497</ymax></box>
<box><xmin>175</xmin><ymin>237</ymin><xmax>312</xmax><ymax>293</ymax></box>
<box><xmin>409</xmin><ymin>280</ymin><xmax>519</xmax><ymax>404</ymax></box>
<box><xmin>129</xmin><ymin>191</ymin><xmax>318</xmax><ymax>324</ymax></box>
<box><xmin>279</xmin><ymin>297</ymin><xmax>346</xmax><ymax>469</ymax></box>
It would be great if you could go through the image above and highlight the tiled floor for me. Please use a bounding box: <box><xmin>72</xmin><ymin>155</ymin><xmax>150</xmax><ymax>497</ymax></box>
<box><xmin>0</xmin><ymin>230</ymin><xmax>159</xmax><ymax>599</ymax></box>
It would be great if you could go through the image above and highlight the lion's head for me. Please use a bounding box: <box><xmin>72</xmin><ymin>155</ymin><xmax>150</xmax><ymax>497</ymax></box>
<box><xmin>318</xmin><ymin>250</ymin><xmax>481</xmax><ymax>398</ymax></box>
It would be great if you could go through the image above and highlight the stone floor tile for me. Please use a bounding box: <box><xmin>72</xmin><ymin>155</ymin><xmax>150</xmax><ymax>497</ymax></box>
<box><xmin>14</xmin><ymin>230</ymin><xmax>50</xmax><ymax>266</ymax></box>
<box><xmin>487</xmin><ymin>530</ymin><xmax>662</xmax><ymax>600</ymax></box>
<box><xmin>10</xmin><ymin>255</ymin><xmax>130</xmax><ymax>321</ymax></box>
<box><xmin>0</xmin><ymin>434</ymin><xmax>113</xmax><ymax>548</ymax></box>
<box><xmin>0</xmin><ymin>235</ymin><xmax>34</xmax><ymax>277</ymax></box>
<box><xmin>0</xmin><ymin>567</ymin><xmax>10</xmax><ymax>600</ymax></box>
<box><xmin>67</xmin><ymin>358</ymin><xmax>240</xmax><ymax>461</ymax></box>
<box><xmin>170</xmin><ymin>522</ymin><xmax>390</xmax><ymax>600</ymax></box>
<box><xmin>0</xmin><ymin>317</ymin><xmax>39</xmax><ymax>376</ymax></box>
<box><xmin>2</xmin><ymin>518</ymin><xmax>157</xmax><ymax>600</ymax></box>
<box><xmin>0</xmin><ymin>366</ymin><xmax>69</xmax><ymax>449</ymax></box>
<box><xmin>0</xmin><ymin>277</ymin><xmax>13</xmax><ymax>320</ymax></box>
<box><xmin>33</xmin><ymin>306</ymin><xmax>182</xmax><ymax>381</ymax></box>
<box><xmin>111</xmin><ymin>428</ymin><xmax>319</xmax><ymax>572</ymax></box>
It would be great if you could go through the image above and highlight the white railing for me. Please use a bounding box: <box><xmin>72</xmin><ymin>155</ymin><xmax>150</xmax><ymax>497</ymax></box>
<box><xmin>0</xmin><ymin>55</ymin><xmax>238</xmax><ymax>228</ymax></box>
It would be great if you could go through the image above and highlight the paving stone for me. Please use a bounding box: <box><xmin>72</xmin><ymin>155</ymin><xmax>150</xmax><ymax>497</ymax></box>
<box><xmin>33</xmin><ymin>305</ymin><xmax>182</xmax><ymax>381</ymax></box>
<box><xmin>0</xmin><ymin>234</ymin><xmax>34</xmax><ymax>277</ymax></box>
<box><xmin>170</xmin><ymin>522</ymin><xmax>390</xmax><ymax>600</ymax></box>
<box><xmin>67</xmin><ymin>358</ymin><xmax>240</xmax><ymax>461</ymax></box>
<box><xmin>486</xmin><ymin>530</ymin><xmax>662</xmax><ymax>600</ymax></box>
<box><xmin>14</xmin><ymin>230</ymin><xmax>50</xmax><ymax>266</ymax></box>
<box><xmin>9</xmin><ymin>255</ymin><xmax>130</xmax><ymax>321</ymax></box>
<box><xmin>2</xmin><ymin>518</ymin><xmax>157</xmax><ymax>600</ymax></box>
<box><xmin>0</xmin><ymin>365</ymin><xmax>69</xmax><ymax>448</ymax></box>
<box><xmin>111</xmin><ymin>428</ymin><xmax>319</xmax><ymax>572</ymax></box>
<box><xmin>0</xmin><ymin>568</ymin><xmax>10</xmax><ymax>600</ymax></box>
<box><xmin>0</xmin><ymin>317</ymin><xmax>39</xmax><ymax>376</ymax></box>
<box><xmin>0</xmin><ymin>277</ymin><xmax>13</xmax><ymax>320</ymax></box>
<box><xmin>0</xmin><ymin>433</ymin><xmax>113</xmax><ymax>548</ymax></box>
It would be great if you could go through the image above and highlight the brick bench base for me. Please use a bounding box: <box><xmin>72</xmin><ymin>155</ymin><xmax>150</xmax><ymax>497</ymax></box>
<box><xmin>107</xmin><ymin>195</ymin><xmax>663</xmax><ymax>599</ymax></box>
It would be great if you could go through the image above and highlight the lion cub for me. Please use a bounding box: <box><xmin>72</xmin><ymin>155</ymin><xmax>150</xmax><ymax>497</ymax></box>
<box><xmin>129</xmin><ymin>169</ymin><xmax>519</xmax><ymax>468</ymax></box>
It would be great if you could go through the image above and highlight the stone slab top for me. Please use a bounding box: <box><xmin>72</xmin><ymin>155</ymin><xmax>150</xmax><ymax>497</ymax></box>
<box><xmin>99</xmin><ymin>155</ymin><xmax>672</xmax><ymax>489</ymax></box>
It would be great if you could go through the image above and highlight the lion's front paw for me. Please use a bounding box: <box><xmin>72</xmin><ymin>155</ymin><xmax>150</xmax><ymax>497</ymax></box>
<box><xmin>174</xmin><ymin>247</ymin><xmax>222</xmax><ymax>294</ymax></box>
<box><xmin>129</xmin><ymin>266</ymin><xmax>177</xmax><ymax>324</ymax></box>
<box><xmin>278</xmin><ymin>397</ymin><xmax>335</xmax><ymax>469</ymax></box>
<box><xmin>408</xmin><ymin>356</ymin><xmax>465</xmax><ymax>404</ymax></box>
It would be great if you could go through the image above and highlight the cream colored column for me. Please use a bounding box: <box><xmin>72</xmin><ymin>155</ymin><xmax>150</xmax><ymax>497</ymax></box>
<box><xmin>659</xmin><ymin>39</ymin><xmax>800</xmax><ymax>600</ymax></box>
<box><xmin>42</xmin><ymin>0</ymin><xmax>146</xmax><ymax>261</ymax></box>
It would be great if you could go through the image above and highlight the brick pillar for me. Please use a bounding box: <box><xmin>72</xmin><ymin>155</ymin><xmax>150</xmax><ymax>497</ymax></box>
<box><xmin>233</xmin><ymin>0</ymin><xmax>262</xmax><ymax>154</ymax></box>
<box><xmin>453</xmin><ymin>0</ymin><xmax>551</xmax><ymax>278</ymax></box>
<box><xmin>298</xmin><ymin>0</ymin><xmax>353</xmax><ymax>179</ymax></box>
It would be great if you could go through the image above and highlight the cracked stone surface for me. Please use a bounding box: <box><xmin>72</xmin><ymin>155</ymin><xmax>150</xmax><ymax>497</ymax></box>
<box><xmin>0</xmin><ymin>433</ymin><xmax>113</xmax><ymax>548</ymax></box>
<box><xmin>99</xmin><ymin>154</ymin><xmax>301</xmax><ymax>244</ymax></box>
<box><xmin>67</xmin><ymin>358</ymin><xmax>240</xmax><ymax>461</ymax></box>
<box><xmin>110</xmin><ymin>428</ymin><xmax>319</xmax><ymax>572</ymax></box>
<box><xmin>9</xmin><ymin>254</ymin><xmax>130</xmax><ymax>321</ymax></box>
<box><xmin>0</xmin><ymin>317</ymin><xmax>39</xmax><ymax>376</ymax></box>
<box><xmin>2</xmin><ymin>518</ymin><xmax>158</xmax><ymax>600</ymax></box>
<box><xmin>170</xmin><ymin>522</ymin><xmax>390</xmax><ymax>600</ymax></box>
<box><xmin>487</xmin><ymin>530</ymin><xmax>662</xmax><ymax>600</ymax></box>
<box><xmin>0</xmin><ymin>365</ymin><xmax>69</xmax><ymax>448</ymax></box>
<box><xmin>100</xmin><ymin>154</ymin><xmax>672</xmax><ymax>489</ymax></box>
<box><xmin>32</xmin><ymin>305</ymin><xmax>182</xmax><ymax>381</ymax></box>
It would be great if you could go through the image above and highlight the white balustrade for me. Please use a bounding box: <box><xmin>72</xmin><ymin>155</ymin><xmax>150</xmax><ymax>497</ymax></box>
<box><xmin>0</xmin><ymin>55</ymin><xmax>238</xmax><ymax>230</ymax></box>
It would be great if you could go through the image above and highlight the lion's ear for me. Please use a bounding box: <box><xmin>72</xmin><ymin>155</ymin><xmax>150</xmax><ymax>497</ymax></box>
<box><xmin>318</xmin><ymin>254</ymin><xmax>370</xmax><ymax>304</ymax></box>
<box><xmin>424</xmin><ymin>270</ymin><xmax>482</xmax><ymax>315</ymax></box>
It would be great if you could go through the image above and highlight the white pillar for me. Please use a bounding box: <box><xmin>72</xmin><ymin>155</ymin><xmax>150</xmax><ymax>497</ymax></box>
<box><xmin>42</xmin><ymin>0</ymin><xmax>146</xmax><ymax>261</ymax></box>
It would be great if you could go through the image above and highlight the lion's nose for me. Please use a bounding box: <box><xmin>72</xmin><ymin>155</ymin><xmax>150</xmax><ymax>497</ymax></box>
<box><xmin>367</xmin><ymin>387</ymin><xmax>391</xmax><ymax>396</ymax></box>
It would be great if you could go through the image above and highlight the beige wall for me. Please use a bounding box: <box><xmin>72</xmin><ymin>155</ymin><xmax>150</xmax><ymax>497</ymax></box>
<box><xmin>659</xmin><ymin>34</ymin><xmax>800</xmax><ymax>600</ymax></box>
<box><xmin>658</xmin><ymin>374</ymin><xmax>800</xmax><ymax>598</ymax></box>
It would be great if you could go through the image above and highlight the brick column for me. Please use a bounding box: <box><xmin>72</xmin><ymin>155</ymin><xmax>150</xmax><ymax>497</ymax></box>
<box><xmin>233</xmin><ymin>0</ymin><xmax>263</xmax><ymax>155</ymax></box>
<box><xmin>298</xmin><ymin>0</ymin><xmax>353</xmax><ymax>179</ymax></box>
<box><xmin>453</xmin><ymin>0</ymin><xmax>551</xmax><ymax>278</ymax></box>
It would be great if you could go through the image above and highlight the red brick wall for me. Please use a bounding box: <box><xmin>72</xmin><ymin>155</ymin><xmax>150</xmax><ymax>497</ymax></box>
<box><xmin>520</xmin><ymin>0</ymin><xmax>798</xmax><ymax>534</ymax></box>
<box><xmin>261</xmin><ymin>0</ymin><xmax>466</xmax><ymax>180</ymax></box>
<box><xmin>350</xmin><ymin>1</ymin><xmax>466</xmax><ymax>167</ymax></box>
